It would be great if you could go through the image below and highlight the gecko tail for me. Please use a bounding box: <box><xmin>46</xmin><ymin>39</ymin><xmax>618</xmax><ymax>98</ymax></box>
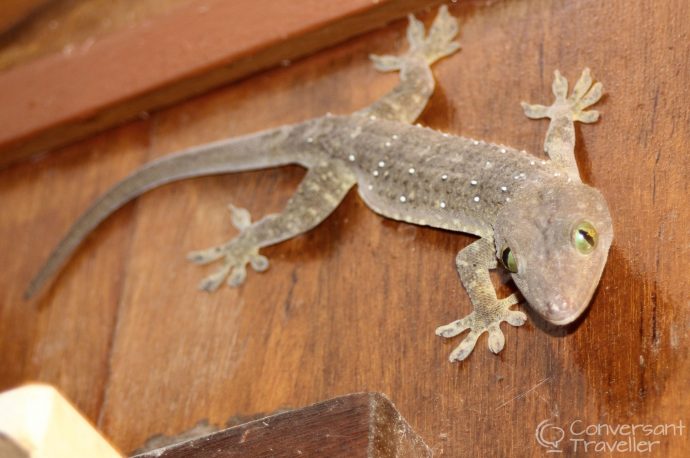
<box><xmin>24</xmin><ymin>124</ymin><xmax>305</xmax><ymax>300</ymax></box>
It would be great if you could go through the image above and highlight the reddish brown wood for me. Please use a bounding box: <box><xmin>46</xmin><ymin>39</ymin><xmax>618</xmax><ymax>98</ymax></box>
<box><xmin>0</xmin><ymin>1</ymin><xmax>688</xmax><ymax>456</ymax></box>
<box><xmin>132</xmin><ymin>393</ymin><xmax>430</xmax><ymax>457</ymax></box>
<box><xmin>0</xmin><ymin>0</ymin><xmax>53</xmax><ymax>36</ymax></box>
<box><xmin>0</xmin><ymin>0</ymin><xmax>441</xmax><ymax>167</ymax></box>
<box><xmin>0</xmin><ymin>0</ymin><xmax>194</xmax><ymax>72</ymax></box>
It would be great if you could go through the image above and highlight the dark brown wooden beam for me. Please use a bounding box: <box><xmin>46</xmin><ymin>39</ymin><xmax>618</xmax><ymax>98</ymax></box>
<box><xmin>0</xmin><ymin>0</ymin><xmax>441</xmax><ymax>167</ymax></box>
<box><xmin>132</xmin><ymin>393</ymin><xmax>431</xmax><ymax>457</ymax></box>
<box><xmin>0</xmin><ymin>0</ymin><xmax>54</xmax><ymax>36</ymax></box>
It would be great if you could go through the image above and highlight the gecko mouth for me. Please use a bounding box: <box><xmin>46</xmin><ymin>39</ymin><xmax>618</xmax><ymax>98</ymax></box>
<box><xmin>543</xmin><ymin>271</ymin><xmax>602</xmax><ymax>325</ymax></box>
<box><xmin>545</xmin><ymin>300</ymin><xmax>591</xmax><ymax>325</ymax></box>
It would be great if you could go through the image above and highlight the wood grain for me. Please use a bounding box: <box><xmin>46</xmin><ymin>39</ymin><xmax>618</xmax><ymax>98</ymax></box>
<box><xmin>0</xmin><ymin>0</ymin><xmax>193</xmax><ymax>71</ymax></box>
<box><xmin>0</xmin><ymin>0</ymin><xmax>442</xmax><ymax>167</ymax></box>
<box><xmin>0</xmin><ymin>0</ymin><xmax>688</xmax><ymax>456</ymax></box>
<box><xmin>133</xmin><ymin>392</ymin><xmax>431</xmax><ymax>457</ymax></box>
<box><xmin>0</xmin><ymin>0</ymin><xmax>53</xmax><ymax>37</ymax></box>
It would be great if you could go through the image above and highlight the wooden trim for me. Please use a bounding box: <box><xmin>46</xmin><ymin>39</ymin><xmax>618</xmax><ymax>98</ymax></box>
<box><xmin>0</xmin><ymin>0</ymin><xmax>441</xmax><ymax>167</ymax></box>
<box><xmin>132</xmin><ymin>392</ymin><xmax>431</xmax><ymax>457</ymax></box>
<box><xmin>0</xmin><ymin>0</ymin><xmax>53</xmax><ymax>36</ymax></box>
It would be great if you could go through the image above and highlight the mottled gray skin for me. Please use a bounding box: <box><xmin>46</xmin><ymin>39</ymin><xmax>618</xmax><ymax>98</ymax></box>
<box><xmin>27</xmin><ymin>7</ymin><xmax>613</xmax><ymax>362</ymax></box>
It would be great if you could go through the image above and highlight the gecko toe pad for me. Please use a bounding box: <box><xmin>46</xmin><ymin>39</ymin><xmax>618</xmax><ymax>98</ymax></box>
<box><xmin>436</xmin><ymin>294</ymin><xmax>526</xmax><ymax>362</ymax></box>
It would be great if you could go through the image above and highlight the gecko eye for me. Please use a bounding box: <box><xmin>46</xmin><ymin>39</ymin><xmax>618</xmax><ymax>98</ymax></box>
<box><xmin>500</xmin><ymin>246</ymin><xmax>518</xmax><ymax>273</ymax></box>
<box><xmin>572</xmin><ymin>221</ymin><xmax>598</xmax><ymax>254</ymax></box>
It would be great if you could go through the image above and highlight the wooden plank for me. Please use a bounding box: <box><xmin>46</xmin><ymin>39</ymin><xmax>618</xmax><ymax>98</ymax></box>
<box><xmin>0</xmin><ymin>120</ymin><xmax>151</xmax><ymax>425</ymax></box>
<box><xmin>0</xmin><ymin>0</ymin><xmax>193</xmax><ymax>72</ymax></box>
<box><xmin>0</xmin><ymin>1</ymin><xmax>688</xmax><ymax>456</ymax></box>
<box><xmin>133</xmin><ymin>393</ymin><xmax>430</xmax><ymax>457</ymax></box>
<box><xmin>0</xmin><ymin>0</ymin><xmax>53</xmax><ymax>36</ymax></box>
<box><xmin>0</xmin><ymin>0</ymin><xmax>441</xmax><ymax>167</ymax></box>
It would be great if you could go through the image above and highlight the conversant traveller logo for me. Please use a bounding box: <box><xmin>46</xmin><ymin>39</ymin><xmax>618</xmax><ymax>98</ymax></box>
<box><xmin>535</xmin><ymin>419</ymin><xmax>565</xmax><ymax>453</ymax></box>
<box><xmin>535</xmin><ymin>418</ymin><xmax>685</xmax><ymax>453</ymax></box>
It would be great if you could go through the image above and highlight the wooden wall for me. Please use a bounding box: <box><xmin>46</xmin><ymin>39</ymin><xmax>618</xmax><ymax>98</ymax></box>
<box><xmin>0</xmin><ymin>0</ymin><xmax>688</xmax><ymax>455</ymax></box>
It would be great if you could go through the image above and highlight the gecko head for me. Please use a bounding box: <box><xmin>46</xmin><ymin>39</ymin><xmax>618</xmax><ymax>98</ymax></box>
<box><xmin>493</xmin><ymin>180</ymin><xmax>613</xmax><ymax>325</ymax></box>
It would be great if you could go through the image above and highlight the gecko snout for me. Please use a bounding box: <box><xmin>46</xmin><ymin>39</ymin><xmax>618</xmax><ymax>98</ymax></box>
<box><xmin>544</xmin><ymin>299</ymin><xmax>574</xmax><ymax>324</ymax></box>
<box><xmin>541</xmin><ymin>293</ymin><xmax>591</xmax><ymax>325</ymax></box>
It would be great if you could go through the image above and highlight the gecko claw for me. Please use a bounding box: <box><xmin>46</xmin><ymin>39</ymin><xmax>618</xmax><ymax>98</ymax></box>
<box><xmin>487</xmin><ymin>323</ymin><xmax>505</xmax><ymax>354</ymax></box>
<box><xmin>370</xmin><ymin>5</ymin><xmax>460</xmax><ymax>72</ymax></box>
<box><xmin>189</xmin><ymin>205</ymin><xmax>270</xmax><ymax>290</ymax></box>
<box><xmin>198</xmin><ymin>264</ymin><xmax>231</xmax><ymax>292</ymax></box>
<box><xmin>187</xmin><ymin>246</ymin><xmax>225</xmax><ymax>265</ymax></box>
<box><xmin>249</xmin><ymin>254</ymin><xmax>269</xmax><ymax>272</ymax></box>
<box><xmin>227</xmin><ymin>265</ymin><xmax>247</xmax><ymax>287</ymax></box>
<box><xmin>522</xmin><ymin>68</ymin><xmax>603</xmax><ymax>124</ymax></box>
<box><xmin>448</xmin><ymin>330</ymin><xmax>480</xmax><ymax>362</ymax></box>
<box><xmin>436</xmin><ymin>294</ymin><xmax>525</xmax><ymax>362</ymax></box>
<box><xmin>229</xmin><ymin>204</ymin><xmax>252</xmax><ymax>230</ymax></box>
<box><xmin>192</xmin><ymin>245</ymin><xmax>269</xmax><ymax>290</ymax></box>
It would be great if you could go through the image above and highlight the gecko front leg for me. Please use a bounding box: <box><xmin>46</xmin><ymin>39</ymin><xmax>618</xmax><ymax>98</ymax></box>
<box><xmin>521</xmin><ymin>68</ymin><xmax>603</xmax><ymax>180</ymax></box>
<box><xmin>358</xmin><ymin>5</ymin><xmax>460</xmax><ymax>123</ymax></box>
<box><xmin>187</xmin><ymin>161</ymin><xmax>356</xmax><ymax>291</ymax></box>
<box><xmin>436</xmin><ymin>238</ymin><xmax>527</xmax><ymax>362</ymax></box>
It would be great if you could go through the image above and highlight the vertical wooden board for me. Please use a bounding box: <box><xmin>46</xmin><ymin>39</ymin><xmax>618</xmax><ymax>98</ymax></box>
<box><xmin>95</xmin><ymin>25</ymin><xmax>401</xmax><ymax>449</ymax></box>
<box><xmin>0</xmin><ymin>120</ymin><xmax>150</xmax><ymax>420</ymax></box>
<box><xmin>92</xmin><ymin>1</ymin><xmax>690</xmax><ymax>454</ymax></box>
<box><xmin>0</xmin><ymin>0</ymin><xmax>688</xmax><ymax>456</ymax></box>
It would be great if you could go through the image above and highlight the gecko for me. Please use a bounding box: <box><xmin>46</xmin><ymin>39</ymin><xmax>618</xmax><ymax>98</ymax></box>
<box><xmin>26</xmin><ymin>6</ymin><xmax>613</xmax><ymax>362</ymax></box>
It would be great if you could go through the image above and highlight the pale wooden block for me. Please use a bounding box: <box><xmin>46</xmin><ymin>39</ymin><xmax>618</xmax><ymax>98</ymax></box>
<box><xmin>0</xmin><ymin>384</ymin><xmax>122</xmax><ymax>458</ymax></box>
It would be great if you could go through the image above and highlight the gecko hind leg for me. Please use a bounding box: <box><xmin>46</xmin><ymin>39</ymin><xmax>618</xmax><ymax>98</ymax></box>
<box><xmin>521</xmin><ymin>68</ymin><xmax>603</xmax><ymax>179</ymax></box>
<box><xmin>187</xmin><ymin>162</ymin><xmax>356</xmax><ymax>291</ymax></box>
<box><xmin>360</xmin><ymin>5</ymin><xmax>460</xmax><ymax>123</ymax></box>
<box><xmin>435</xmin><ymin>238</ymin><xmax>527</xmax><ymax>362</ymax></box>
<box><xmin>370</xmin><ymin>5</ymin><xmax>460</xmax><ymax>71</ymax></box>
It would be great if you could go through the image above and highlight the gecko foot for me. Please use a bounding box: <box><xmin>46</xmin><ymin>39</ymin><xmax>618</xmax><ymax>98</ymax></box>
<box><xmin>435</xmin><ymin>294</ymin><xmax>527</xmax><ymax>362</ymax></box>
<box><xmin>370</xmin><ymin>5</ymin><xmax>460</xmax><ymax>71</ymax></box>
<box><xmin>186</xmin><ymin>205</ymin><xmax>269</xmax><ymax>291</ymax></box>
<box><xmin>521</xmin><ymin>68</ymin><xmax>603</xmax><ymax>123</ymax></box>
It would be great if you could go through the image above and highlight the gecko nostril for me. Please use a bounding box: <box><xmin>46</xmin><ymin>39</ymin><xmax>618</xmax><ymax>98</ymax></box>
<box><xmin>546</xmin><ymin>299</ymin><xmax>570</xmax><ymax>315</ymax></box>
